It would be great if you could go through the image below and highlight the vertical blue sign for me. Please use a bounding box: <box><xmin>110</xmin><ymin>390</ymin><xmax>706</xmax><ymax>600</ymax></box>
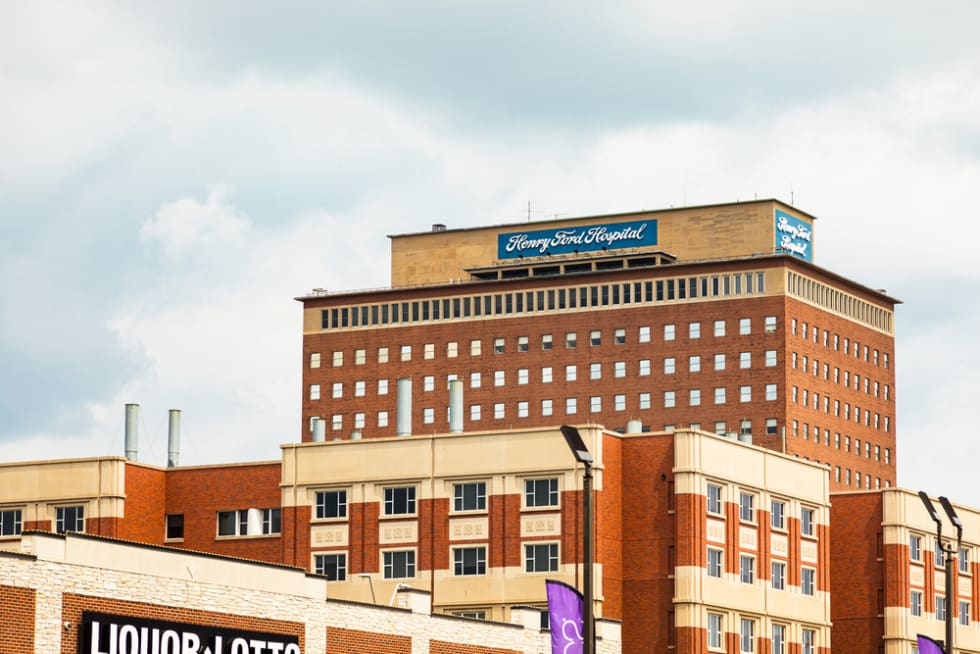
<box><xmin>774</xmin><ymin>210</ymin><xmax>813</xmax><ymax>262</ymax></box>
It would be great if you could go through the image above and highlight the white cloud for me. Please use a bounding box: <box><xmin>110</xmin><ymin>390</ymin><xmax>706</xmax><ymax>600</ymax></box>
<box><xmin>140</xmin><ymin>187</ymin><xmax>250</xmax><ymax>260</ymax></box>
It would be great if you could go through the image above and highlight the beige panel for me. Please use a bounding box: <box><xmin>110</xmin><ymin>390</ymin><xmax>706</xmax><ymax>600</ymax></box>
<box><xmin>310</xmin><ymin>524</ymin><xmax>348</xmax><ymax>548</ymax></box>
<box><xmin>707</xmin><ymin>518</ymin><xmax>726</xmax><ymax>544</ymax></box>
<box><xmin>801</xmin><ymin>540</ymin><xmax>818</xmax><ymax>563</ymax></box>
<box><xmin>960</xmin><ymin>575</ymin><xmax>973</xmax><ymax>597</ymax></box>
<box><xmin>935</xmin><ymin>569</ymin><xmax>946</xmax><ymax>591</ymax></box>
<box><xmin>431</xmin><ymin>564</ymin><xmax>587</xmax><ymax>609</ymax></box>
<box><xmin>910</xmin><ymin>565</ymin><xmax>924</xmax><ymax>587</ymax></box>
<box><xmin>739</xmin><ymin>526</ymin><xmax>758</xmax><ymax>551</ymax></box>
<box><xmin>379</xmin><ymin>520</ymin><xmax>418</xmax><ymax>544</ymax></box>
<box><xmin>449</xmin><ymin>517</ymin><xmax>489</xmax><ymax>541</ymax></box>
<box><xmin>521</xmin><ymin>513</ymin><xmax>562</xmax><ymax>538</ymax></box>
<box><xmin>771</xmin><ymin>533</ymin><xmax>788</xmax><ymax>557</ymax></box>
<box><xmin>0</xmin><ymin>458</ymin><xmax>127</xmax><ymax>506</ymax></box>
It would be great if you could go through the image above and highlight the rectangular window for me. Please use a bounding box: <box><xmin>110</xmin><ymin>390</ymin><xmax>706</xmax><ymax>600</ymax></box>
<box><xmin>707</xmin><ymin>548</ymin><xmax>723</xmax><ymax>577</ymax></box>
<box><xmin>960</xmin><ymin>601</ymin><xmax>970</xmax><ymax>626</ymax></box>
<box><xmin>165</xmin><ymin>513</ymin><xmax>183</xmax><ymax>540</ymax></box>
<box><xmin>332</xmin><ymin>351</ymin><xmax>344</xmax><ymax>367</ymax></box>
<box><xmin>910</xmin><ymin>534</ymin><xmax>922</xmax><ymax>561</ymax></box>
<box><xmin>525</xmin><ymin>543</ymin><xmax>559</xmax><ymax>572</ymax></box>
<box><xmin>494</xmin><ymin>337</ymin><xmax>505</xmax><ymax>354</ymax></box>
<box><xmin>639</xmin><ymin>359</ymin><xmax>650</xmax><ymax>376</ymax></box>
<box><xmin>494</xmin><ymin>403</ymin><xmax>505</xmax><ymax>419</ymax></box>
<box><xmin>518</xmin><ymin>335</ymin><xmax>529</xmax><ymax>352</ymax></box>
<box><xmin>639</xmin><ymin>325</ymin><xmax>651</xmax><ymax>342</ymax></box>
<box><xmin>614</xmin><ymin>394</ymin><xmax>626</xmax><ymax>411</ymax></box>
<box><xmin>771</xmin><ymin>500</ymin><xmax>785</xmax><ymax>529</ymax></box>
<box><xmin>453</xmin><ymin>546</ymin><xmax>487</xmax><ymax>575</ymax></box>
<box><xmin>740</xmin><ymin>352</ymin><xmax>751</xmax><ymax>368</ymax></box>
<box><xmin>772</xmin><ymin>560</ymin><xmax>785</xmax><ymax>590</ymax></box>
<box><xmin>565</xmin><ymin>397</ymin><xmax>577</xmax><ymax>414</ymax></box>
<box><xmin>614</xmin><ymin>361</ymin><xmax>626</xmax><ymax>378</ymax></box>
<box><xmin>664</xmin><ymin>357</ymin><xmax>676</xmax><ymax>374</ymax></box>
<box><xmin>639</xmin><ymin>392</ymin><xmax>650</xmax><ymax>409</ymax></box>
<box><xmin>383</xmin><ymin>550</ymin><xmax>416</xmax><ymax>579</ymax></box>
<box><xmin>590</xmin><ymin>363</ymin><xmax>601</xmax><ymax>380</ymax></box>
<box><xmin>664</xmin><ymin>324</ymin><xmax>676</xmax><ymax>341</ymax></box>
<box><xmin>471</xmin><ymin>339</ymin><xmax>482</xmax><ymax>356</ymax></box>
<box><xmin>494</xmin><ymin>371</ymin><xmax>505</xmax><ymax>386</ymax></box>
<box><xmin>542</xmin><ymin>333</ymin><xmax>553</xmax><ymax>350</ymax></box>
<box><xmin>470</xmin><ymin>404</ymin><xmax>481</xmax><ymax>421</ymax></box>
<box><xmin>714</xmin><ymin>353</ymin><xmax>725</xmax><ymax>371</ymax></box>
<box><xmin>0</xmin><ymin>508</ymin><xmax>23</xmax><ymax>536</ymax></box>
<box><xmin>384</xmin><ymin>487</ymin><xmax>416</xmax><ymax>515</ymax></box>
<box><xmin>614</xmin><ymin>328</ymin><xmax>626</xmax><ymax>344</ymax></box>
<box><xmin>714</xmin><ymin>387</ymin><xmax>725</xmax><ymax>405</ymax></box>
<box><xmin>772</xmin><ymin>624</ymin><xmax>785</xmax><ymax>654</ymax></box>
<box><xmin>708</xmin><ymin>614</ymin><xmax>723</xmax><ymax>649</ymax></box>
<box><xmin>689</xmin><ymin>322</ymin><xmax>701</xmax><ymax>339</ymax></box>
<box><xmin>217</xmin><ymin>509</ymin><xmax>246</xmax><ymax>536</ymax></box>
<box><xmin>56</xmin><ymin>506</ymin><xmax>84</xmax><ymax>534</ymax></box>
<box><xmin>766</xmin><ymin>418</ymin><xmax>778</xmax><ymax>435</ymax></box>
<box><xmin>911</xmin><ymin>590</ymin><xmax>923</xmax><ymax>616</ymax></box>
<box><xmin>590</xmin><ymin>330</ymin><xmax>601</xmax><ymax>346</ymax></box>
<box><xmin>802</xmin><ymin>629</ymin><xmax>815</xmax><ymax>654</ymax></box>
<box><xmin>316</xmin><ymin>490</ymin><xmax>348</xmax><ymax>519</ymax></box>
<box><xmin>309</xmin><ymin>384</ymin><xmax>321</xmax><ymax>400</ymax></box>
<box><xmin>518</xmin><ymin>401</ymin><xmax>529</xmax><ymax>418</ymax></box>
<box><xmin>802</xmin><ymin>567</ymin><xmax>815</xmax><ymax>595</ymax></box>
<box><xmin>378</xmin><ymin>346</ymin><xmax>389</xmax><ymax>363</ymax></box>
<box><xmin>690</xmin><ymin>355</ymin><xmax>701</xmax><ymax>373</ymax></box>
<box><xmin>765</xmin><ymin>384</ymin><xmax>777</xmax><ymax>401</ymax></box>
<box><xmin>400</xmin><ymin>345</ymin><xmax>411</xmax><ymax>361</ymax></box>
<box><xmin>355</xmin><ymin>348</ymin><xmax>366</xmax><ymax>364</ymax></box>
<box><xmin>423</xmin><ymin>375</ymin><xmax>435</xmax><ymax>392</ymax></box>
<box><xmin>740</xmin><ymin>619</ymin><xmax>754</xmax><ymax>653</ymax></box>
<box><xmin>740</xmin><ymin>385</ymin><xmax>751</xmax><ymax>403</ymax></box>
<box><xmin>423</xmin><ymin>407</ymin><xmax>435</xmax><ymax>424</ymax></box>
<box><xmin>937</xmin><ymin>595</ymin><xmax>947</xmax><ymax>621</ymax></box>
<box><xmin>707</xmin><ymin>484</ymin><xmax>723</xmax><ymax>514</ymax></box>
<box><xmin>542</xmin><ymin>399</ymin><xmax>553</xmax><ymax>416</ymax></box>
<box><xmin>960</xmin><ymin>547</ymin><xmax>970</xmax><ymax>573</ymax></box>
<box><xmin>309</xmin><ymin>352</ymin><xmax>321</xmax><ymax>368</ymax></box>
<box><xmin>525</xmin><ymin>478</ymin><xmax>559</xmax><ymax>507</ymax></box>
<box><xmin>315</xmin><ymin>553</ymin><xmax>347</xmax><ymax>581</ymax></box>
<box><xmin>518</xmin><ymin>368</ymin><xmax>529</xmax><ymax>385</ymax></box>
<box><xmin>566</xmin><ymin>332</ymin><xmax>577</xmax><ymax>348</ymax></box>
<box><xmin>740</xmin><ymin>555</ymin><xmax>755</xmax><ymax>583</ymax></box>
<box><xmin>801</xmin><ymin>507</ymin><xmax>815</xmax><ymax>537</ymax></box>
<box><xmin>714</xmin><ymin>320</ymin><xmax>726</xmax><ymax>337</ymax></box>
<box><xmin>739</xmin><ymin>492</ymin><xmax>755</xmax><ymax>522</ymax></box>
<box><xmin>447</xmin><ymin>341</ymin><xmax>458</xmax><ymax>357</ymax></box>
<box><xmin>664</xmin><ymin>391</ymin><xmax>676</xmax><ymax>408</ymax></box>
<box><xmin>765</xmin><ymin>316</ymin><xmax>777</xmax><ymax>333</ymax></box>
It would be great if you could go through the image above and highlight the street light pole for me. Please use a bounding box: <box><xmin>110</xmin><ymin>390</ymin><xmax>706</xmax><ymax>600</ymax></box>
<box><xmin>561</xmin><ymin>425</ymin><xmax>595</xmax><ymax>654</ymax></box>
<box><xmin>919</xmin><ymin>492</ymin><xmax>963</xmax><ymax>654</ymax></box>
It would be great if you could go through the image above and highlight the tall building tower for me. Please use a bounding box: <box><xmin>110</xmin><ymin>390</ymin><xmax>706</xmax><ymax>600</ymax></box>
<box><xmin>298</xmin><ymin>200</ymin><xmax>897</xmax><ymax>490</ymax></box>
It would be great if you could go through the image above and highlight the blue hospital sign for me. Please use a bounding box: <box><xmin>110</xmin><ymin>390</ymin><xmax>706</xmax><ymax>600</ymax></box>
<box><xmin>774</xmin><ymin>210</ymin><xmax>813</xmax><ymax>262</ymax></box>
<box><xmin>497</xmin><ymin>219</ymin><xmax>658</xmax><ymax>259</ymax></box>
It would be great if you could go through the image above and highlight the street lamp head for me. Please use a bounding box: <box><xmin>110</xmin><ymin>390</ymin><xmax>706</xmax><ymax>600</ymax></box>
<box><xmin>560</xmin><ymin>425</ymin><xmax>594</xmax><ymax>465</ymax></box>
<box><xmin>938</xmin><ymin>496</ymin><xmax>964</xmax><ymax>546</ymax></box>
<box><xmin>918</xmin><ymin>491</ymin><xmax>944</xmax><ymax>542</ymax></box>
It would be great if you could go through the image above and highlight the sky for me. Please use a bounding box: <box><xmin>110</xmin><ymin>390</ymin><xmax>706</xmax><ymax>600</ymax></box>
<box><xmin>2</xmin><ymin>2</ymin><xmax>979</xmax><ymax>505</ymax></box>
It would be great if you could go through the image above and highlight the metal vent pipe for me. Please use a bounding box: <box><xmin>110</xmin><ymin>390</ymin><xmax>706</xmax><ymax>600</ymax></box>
<box><xmin>124</xmin><ymin>404</ymin><xmax>139</xmax><ymax>461</ymax></box>
<box><xmin>396</xmin><ymin>378</ymin><xmax>412</xmax><ymax>436</ymax></box>
<box><xmin>167</xmin><ymin>409</ymin><xmax>181</xmax><ymax>467</ymax></box>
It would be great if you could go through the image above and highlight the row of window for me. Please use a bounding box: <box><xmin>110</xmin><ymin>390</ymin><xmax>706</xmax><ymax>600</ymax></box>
<box><xmin>0</xmin><ymin>506</ymin><xmax>83</xmax><ymax>537</ymax></box>
<box><xmin>832</xmin><ymin>466</ymin><xmax>889</xmax><ymax>489</ymax></box>
<box><xmin>792</xmin><ymin>425</ymin><xmax>891</xmax><ymax>463</ymax></box>
<box><xmin>791</xmin><ymin>386</ymin><xmax>891</xmax><ymax>432</ymax></box>
<box><xmin>311</xmin><ymin>318</ymin><xmax>777</xmax><ymax>368</ymax></box>
<box><xmin>707</xmin><ymin>549</ymin><xmax>817</xmax><ymax>595</ymax></box>
<box><xmin>909</xmin><ymin>534</ymin><xmax>972</xmax><ymax>572</ymax></box>
<box><xmin>314</xmin><ymin>480</ymin><xmax>557</xmax><ymax>520</ymax></box>
<box><xmin>319</xmin><ymin>273</ymin><xmax>770</xmax><ymax>331</ymax></box>
<box><xmin>708</xmin><ymin>614</ymin><xmax>818</xmax><ymax>654</ymax></box>
<box><xmin>707</xmin><ymin>485</ymin><xmax>818</xmax><ymax>535</ymax></box>
<box><xmin>910</xmin><ymin>591</ymin><xmax>971</xmax><ymax>625</ymax></box>
<box><xmin>791</xmin><ymin>352</ymin><xmax>891</xmax><ymax>399</ymax></box>
<box><xmin>787</xmin><ymin>271</ymin><xmax>893</xmax><ymax>333</ymax></box>
<box><xmin>313</xmin><ymin>542</ymin><xmax>559</xmax><ymax>581</ymax></box>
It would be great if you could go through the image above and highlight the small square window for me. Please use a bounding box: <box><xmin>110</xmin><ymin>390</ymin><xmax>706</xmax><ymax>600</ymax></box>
<box><xmin>453</xmin><ymin>482</ymin><xmax>486</xmax><ymax>512</ymax></box>
<box><xmin>614</xmin><ymin>328</ymin><xmax>626</xmax><ymax>344</ymax></box>
<box><xmin>494</xmin><ymin>337</ymin><xmax>505</xmax><ymax>354</ymax></box>
<box><xmin>566</xmin><ymin>332</ymin><xmax>577</xmax><ymax>348</ymax></box>
<box><xmin>739</xmin><ymin>318</ymin><xmax>751</xmax><ymax>335</ymax></box>
<box><xmin>309</xmin><ymin>352</ymin><xmax>321</xmax><ymax>368</ymax></box>
<box><xmin>383</xmin><ymin>550</ymin><xmax>416</xmax><ymax>579</ymax></box>
<box><xmin>470</xmin><ymin>339</ymin><xmax>482</xmax><ymax>356</ymax></box>
<box><xmin>518</xmin><ymin>336</ymin><xmax>529</xmax><ymax>352</ymax></box>
<box><xmin>384</xmin><ymin>487</ymin><xmax>416</xmax><ymax>515</ymax></box>
<box><xmin>525</xmin><ymin>543</ymin><xmax>559</xmax><ymax>572</ymax></box>
<box><xmin>714</xmin><ymin>320</ymin><xmax>725</xmax><ymax>337</ymax></box>
<box><xmin>165</xmin><ymin>514</ymin><xmax>184</xmax><ymax>540</ymax></box>
<box><xmin>542</xmin><ymin>334</ymin><xmax>553</xmax><ymax>350</ymax></box>
<box><xmin>355</xmin><ymin>348</ymin><xmax>366</xmax><ymax>364</ymax></box>
<box><xmin>453</xmin><ymin>546</ymin><xmax>487</xmax><ymax>576</ymax></box>
<box><xmin>591</xmin><ymin>330</ymin><xmax>602</xmax><ymax>346</ymax></box>
<box><xmin>664</xmin><ymin>324</ymin><xmax>676</xmax><ymax>341</ymax></box>
<box><xmin>315</xmin><ymin>553</ymin><xmax>347</xmax><ymax>581</ymax></box>
<box><xmin>689</xmin><ymin>322</ymin><xmax>701</xmax><ymax>339</ymax></box>
<box><xmin>525</xmin><ymin>478</ymin><xmax>559</xmax><ymax>507</ymax></box>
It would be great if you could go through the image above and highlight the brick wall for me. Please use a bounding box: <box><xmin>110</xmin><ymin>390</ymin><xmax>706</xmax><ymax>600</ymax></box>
<box><xmin>326</xmin><ymin>627</ymin><xmax>410</xmax><ymax>653</ymax></box>
<box><xmin>0</xmin><ymin>584</ymin><xmax>35</xmax><ymax>654</ymax></box>
<box><xmin>121</xmin><ymin>463</ymin><xmax>167</xmax><ymax>543</ymax></box>
<box><xmin>429</xmin><ymin>640</ymin><xmax>519</xmax><ymax>654</ymax></box>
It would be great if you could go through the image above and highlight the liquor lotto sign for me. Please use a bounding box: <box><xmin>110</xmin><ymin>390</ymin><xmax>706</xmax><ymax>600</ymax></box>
<box><xmin>80</xmin><ymin>611</ymin><xmax>300</xmax><ymax>654</ymax></box>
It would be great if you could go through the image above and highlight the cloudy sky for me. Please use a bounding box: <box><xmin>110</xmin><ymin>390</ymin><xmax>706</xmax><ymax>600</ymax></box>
<box><xmin>2</xmin><ymin>2</ymin><xmax>979</xmax><ymax>504</ymax></box>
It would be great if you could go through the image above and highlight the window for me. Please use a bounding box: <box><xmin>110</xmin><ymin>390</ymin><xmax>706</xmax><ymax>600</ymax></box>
<box><xmin>354</xmin><ymin>380</ymin><xmax>366</xmax><ymax>397</ymax></box>
<box><xmin>740</xmin><ymin>385</ymin><xmax>751</xmax><ymax>403</ymax></box>
<box><xmin>960</xmin><ymin>601</ymin><xmax>970</xmax><ymax>626</ymax></box>
<box><xmin>740</xmin><ymin>352</ymin><xmax>751</xmax><ymax>368</ymax></box>
<box><xmin>384</xmin><ymin>487</ymin><xmax>416</xmax><ymax>515</ymax></box>
<box><xmin>664</xmin><ymin>391</ymin><xmax>676</xmax><ymax>408</ymax></box>
<box><xmin>447</xmin><ymin>341</ymin><xmax>458</xmax><ymax>358</ymax></box>
<box><xmin>1</xmin><ymin>509</ymin><xmax>23</xmax><ymax>536</ymax></box>
<box><xmin>518</xmin><ymin>335</ymin><xmax>529</xmax><ymax>352</ymax></box>
<box><xmin>771</xmin><ymin>500</ymin><xmax>785</xmax><ymax>529</ymax></box>
<box><xmin>378</xmin><ymin>379</ymin><xmax>389</xmax><ymax>395</ymax></box>
<box><xmin>315</xmin><ymin>553</ymin><xmax>346</xmax><ymax>581</ymax></box>
<box><xmin>739</xmin><ymin>318</ymin><xmax>751</xmax><ymax>335</ymax></box>
<box><xmin>494</xmin><ymin>403</ymin><xmax>505</xmax><ymax>419</ymax></box>
<box><xmin>689</xmin><ymin>355</ymin><xmax>701</xmax><ymax>372</ymax></box>
<box><xmin>664</xmin><ymin>357</ymin><xmax>676</xmax><ymax>374</ymax></box>
<box><xmin>708</xmin><ymin>614</ymin><xmax>723</xmax><ymax>649</ymax></box>
<box><xmin>56</xmin><ymin>506</ymin><xmax>84</xmax><ymax>533</ymax></box>
<box><xmin>766</xmin><ymin>418</ymin><xmax>778</xmax><ymax>435</ymax></box>
<box><xmin>639</xmin><ymin>325</ymin><xmax>651</xmax><ymax>342</ymax></box>
<box><xmin>494</xmin><ymin>371</ymin><xmax>505</xmax><ymax>386</ymax></box>
<box><xmin>937</xmin><ymin>595</ymin><xmax>947</xmax><ymax>621</ymax></box>
<box><xmin>740</xmin><ymin>618</ymin><xmax>754</xmax><ymax>653</ymax></box>
<box><xmin>663</xmin><ymin>323</ymin><xmax>677</xmax><ymax>341</ymax></box>
<box><xmin>542</xmin><ymin>399</ymin><xmax>553</xmax><ymax>416</ymax></box>
<box><xmin>217</xmin><ymin>510</ymin><xmax>246</xmax><ymax>536</ymax></box>
<box><xmin>960</xmin><ymin>547</ymin><xmax>970</xmax><ymax>573</ymax></box>
<box><xmin>423</xmin><ymin>407</ymin><xmax>435</xmax><ymax>424</ymax></box>
<box><xmin>591</xmin><ymin>330</ymin><xmax>602</xmax><ymax>346</ymax></box>
<box><xmin>566</xmin><ymin>397</ymin><xmax>577</xmax><ymax>414</ymax></box>
<box><xmin>765</xmin><ymin>316</ymin><xmax>777</xmax><ymax>333</ymax></box>
<box><xmin>765</xmin><ymin>384</ymin><xmax>777</xmax><ymax>401</ymax></box>
<box><xmin>910</xmin><ymin>534</ymin><xmax>922</xmax><ymax>561</ymax></box>
<box><xmin>400</xmin><ymin>345</ymin><xmax>412</xmax><ymax>361</ymax></box>
<box><xmin>614</xmin><ymin>394</ymin><xmax>626</xmax><ymax>411</ymax></box>
<box><xmin>802</xmin><ymin>629</ymin><xmax>815</xmax><ymax>654</ymax></box>
<box><xmin>470</xmin><ymin>339</ymin><xmax>481</xmax><ymax>356</ymax></box>
<box><xmin>494</xmin><ymin>337</ymin><xmax>505</xmax><ymax>353</ymax></box>
<box><xmin>566</xmin><ymin>332</ymin><xmax>576</xmax><ymax>348</ymax></box>
<box><xmin>615</xmin><ymin>328</ymin><xmax>626</xmax><ymax>344</ymax></box>
<box><xmin>707</xmin><ymin>484</ymin><xmax>722</xmax><ymax>514</ymax></box>
<box><xmin>316</xmin><ymin>490</ymin><xmax>347</xmax><ymax>519</ymax></box>
<box><xmin>935</xmin><ymin>541</ymin><xmax>945</xmax><ymax>568</ymax></box>
<box><xmin>470</xmin><ymin>404</ymin><xmax>481</xmax><ymax>421</ymax></box>
<box><xmin>714</xmin><ymin>353</ymin><xmax>725</xmax><ymax>371</ymax></box>
<box><xmin>332</xmin><ymin>351</ymin><xmax>344</xmax><ymax>367</ymax></box>
<box><xmin>378</xmin><ymin>346</ymin><xmax>389</xmax><ymax>363</ymax></box>
<box><xmin>772</xmin><ymin>624</ymin><xmax>786</xmax><ymax>654</ymax></box>
<box><xmin>739</xmin><ymin>493</ymin><xmax>754</xmax><ymax>522</ymax></box>
<box><xmin>309</xmin><ymin>352</ymin><xmax>320</xmax><ymax>368</ymax></box>
<box><xmin>542</xmin><ymin>333</ymin><xmax>553</xmax><ymax>350</ymax></box>
<box><xmin>518</xmin><ymin>401</ymin><xmax>529</xmax><ymax>418</ymax></box>
<box><xmin>801</xmin><ymin>507</ymin><xmax>815</xmax><ymax>537</ymax></box>
<box><xmin>525</xmin><ymin>478</ymin><xmax>558</xmax><ymax>508</ymax></box>
<box><xmin>542</xmin><ymin>366</ymin><xmax>553</xmax><ymax>383</ymax></box>
<box><xmin>165</xmin><ymin>514</ymin><xmax>183</xmax><ymax>540</ymax></box>
<box><xmin>771</xmin><ymin>561</ymin><xmax>785</xmax><ymax>590</ymax></box>
<box><xmin>590</xmin><ymin>363</ymin><xmax>601</xmax><ymax>380</ymax></box>
<box><xmin>740</xmin><ymin>555</ymin><xmax>755</xmax><ymax>583</ymax></box>
<box><xmin>689</xmin><ymin>322</ymin><xmax>701</xmax><ymax>339</ymax></box>
<box><xmin>331</xmin><ymin>414</ymin><xmax>342</xmax><ymax>430</ymax></box>
<box><xmin>383</xmin><ymin>550</ymin><xmax>416</xmax><ymax>579</ymax></box>
<box><xmin>690</xmin><ymin>389</ymin><xmax>702</xmax><ymax>406</ymax></box>
<box><xmin>454</xmin><ymin>546</ymin><xmax>487</xmax><ymax>576</ymax></box>
<box><xmin>309</xmin><ymin>384</ymin><xmax>321</xmax><ymax>400</ymax></box>
<box><xmin>714</xmin><ymin>387</ymin><xmax>725</xmax><ymax>405</ymax></box>
<box><xmin>639</xmin><ymin>392</ymin><xmax>650</xmax><ymax>409</ymax></box>
<box><xmin>470</xmin><ymin>372</ymin><xmax>481</xmax><ymax>388</ymax></box>
<box><xmin>518</xmin><ymin>368</ymin><xmax>529</xmax><ymax>385</ymax></box>
<box><xmin>565</xmin><ymin>365</ymin><xmax>577</xmax><ymax>381</ymax></box>
<box><xmin>707</xmin><ymin>548</ymin><xmax>723</xmax><ymax>577</ymax></box>
<box><xmin>525</xmin><ymin>543</ymin><xmax>559</xmax><ymax>572</ymax></box>
<box><xmin>802</xmin><ymin>567</ymin><xmax>815</xmax><ymax>595</ymax></box>
<box><xmin>714</xmin><ymin>320</ymin><xmax>725</xmax><ymax>337</ymax></box>
<box><xmin>911</xmin><ymin>590</ymin><xmax>922</xmax><ymax>616</ymax></box>
<box><xmin>639</xmin><ymin>359</ymin><xmax>650</xmax><ymax>376</ymax></box>
<box><xmin>423</xmin><ymin>375</ymin><xmax>435</xmax><ymax>392</ymax></box>
<box><xmin>614</xmin><ymin>361</ymin><xmax>626</xmax><ymax>378</ymax></box>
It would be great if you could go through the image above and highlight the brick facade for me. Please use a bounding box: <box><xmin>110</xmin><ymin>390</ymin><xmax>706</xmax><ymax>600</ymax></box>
<box><xmin>0</xmin><ymin>583</ymin><xmax>35</xmax><ymax>654</ymax></box>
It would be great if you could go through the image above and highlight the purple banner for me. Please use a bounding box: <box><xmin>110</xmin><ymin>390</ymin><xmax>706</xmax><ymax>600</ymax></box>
<box><xmin>917</xmin><ymin>635</ymin><xmax>946</xmax><ymax>654</ymax></box>
<box><xmin>546</xmin><ymin>579</ymin><xmax>584</xmax><ymax>654</ymax></box>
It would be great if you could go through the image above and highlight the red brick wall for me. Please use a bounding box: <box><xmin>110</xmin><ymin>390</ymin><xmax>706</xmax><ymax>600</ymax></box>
<box><xmin>326</xmin><ymin>626</ymin><xmax>410</xmax><ymax>653</ymax></box>
<box><xmin>621</xmin><ymin>434</ymin><xmax>675</xmax><ymax>652</ymax></box>
<box><xmin>0</xmin><ymin>585</ymin><xmax>35</xmax><ymax>654</ymax></box>
<box><xmin>599</xmin><ymin>432</ymin><xmax>623</xmax><ymax>621</ymax></box>
<box><xmin>830</xmin><ymin>492</ymin><xmax>885</xmax><ymax>653</ymax></box>
<box><xmin>163</xmin><ymin>463</ymin><xmax>283</xmax><ymax>562</ymax></box>
<box><xmin>429</xmin><ymin>641</ymin><xmax>519</xmax><ymax>654</ymax></box>
<box><xmin>121</xmin><ymin>463</ymin><xmax>167</xmax><ymax>543</ymax></box>
<box><xmin>282</xmin><ymin>504</ymin><xmax>311</xmax><ymax>568</ymax></box>
<box><xmin>61</xmin><ymin>593</ymin><xmax>304</xmax><ymax>654</ymax></box>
